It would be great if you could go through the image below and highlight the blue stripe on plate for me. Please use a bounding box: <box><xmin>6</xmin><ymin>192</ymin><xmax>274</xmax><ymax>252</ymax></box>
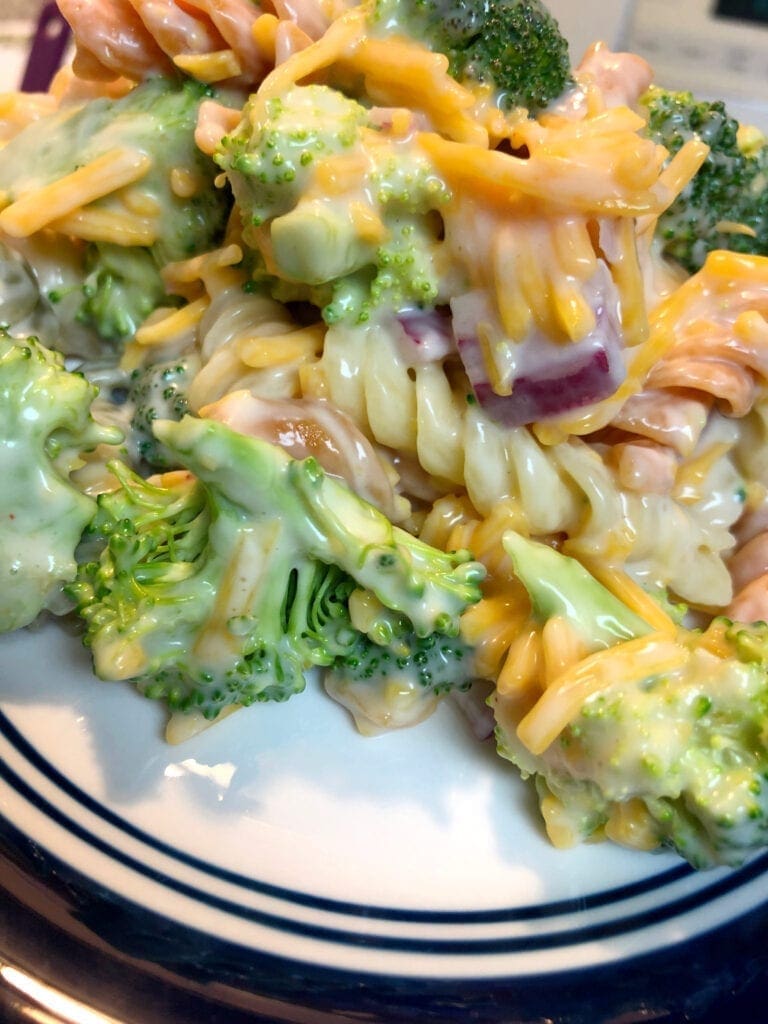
<box><xmin>2</xmin><ymin>716</ymin><xmax>767</xmax><ymax>955</ymax></box>
<box><xmin>0</xmin><ymin>744</ymin><xmax>766</xmax><ymax>956</ymax></box>
<box><xmin>3</xmin><ymin>806</ymin><xmax>764</xmax><ymax>1024</ymax></box>
<box><xmin>0</xmin><ymin>709</ymin><xmax>693</xmax><ymax>923</ymax></box>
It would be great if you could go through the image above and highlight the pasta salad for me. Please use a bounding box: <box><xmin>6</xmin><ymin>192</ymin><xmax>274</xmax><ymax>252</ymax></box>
<box><xmin>1</xmin><ymin>0</ymin><xmax>768</xmax><ymax>870</ymax></box>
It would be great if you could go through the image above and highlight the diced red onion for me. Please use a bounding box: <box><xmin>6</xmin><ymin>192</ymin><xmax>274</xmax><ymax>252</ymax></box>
<box><xmin>459</xmin><ymin>335</ymin><xmax>625</xmax><ymax>427</ymax></box>
<box><xmin>452</xmin><ymin>262</ymin><xmax>626</xmax><ymax>427</ymax></box>
<box><xmin>395</xmin><ymin>308</ymin><xmax>455</xmax><ymax>364</ymax></box>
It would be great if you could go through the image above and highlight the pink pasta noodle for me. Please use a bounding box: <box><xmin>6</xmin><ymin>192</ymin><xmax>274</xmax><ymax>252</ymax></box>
<box><xmin>201</xmin><ymin>390</ymin><xmax>409</xmax><ymax>523</ymax></box>
<box><xmin>177</xmin><ymin>0</ymin><xmax>268</xmax><ymax>77</ymax></box>
<box><xmin>59</xmin><ymin>0</ymin><xmax>268</xmax><ymax>85</ymax></box>
<box><xmin>58</xmin><ymin>0</ymin><xmax>173</xmax><ymax>80</ymax></box>
<box><xmin>727</xmin><ymin>543</ymin><xmax>768</xmax><ymax>622</ymax></box>
<box><xmin>726</xmin><ymin>502</ymin><xmax>768</xmax><ymax>621</ymax></box>
<box><xmin>610</xmin><ymin>252</ymin><xmax>768</xmax><ymax>464</ymax></box>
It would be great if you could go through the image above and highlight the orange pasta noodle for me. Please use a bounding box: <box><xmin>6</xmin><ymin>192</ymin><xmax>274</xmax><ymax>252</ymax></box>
<box><xmin>251</xmin><ymin>6</ymin><xmax>368</xmax><ymax>108</ymax></box>
<box><xmin>608</xmin><ymin>253</ymin><xmax>768</xmax><ymax>458</ymax></box>
<box><xmin>727</xmin><ymin>560</ymin><xmax>768</xmax><ymax>624</ymax></box>
<box><xmin>270</xmin><ymin>0</ymin><xmax>331</xmax><ymax>40</ymax></box>
<box><xmin>176</xmin><ymin>0</ymin><xmax>268</xmax><ymax>81</ymax></box>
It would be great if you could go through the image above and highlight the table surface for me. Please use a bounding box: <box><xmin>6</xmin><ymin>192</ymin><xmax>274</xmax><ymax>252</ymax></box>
<box><xmin>1</xmin><ymin>0</ymin><xmax>44</xmax><ymax>19</ymax></box>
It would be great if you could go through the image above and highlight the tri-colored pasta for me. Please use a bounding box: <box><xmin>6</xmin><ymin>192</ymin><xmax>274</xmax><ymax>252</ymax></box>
<box><xmin>3</xmin><ymin>0</ymin><xmax>768</xmax><ymax>865</ymax></box>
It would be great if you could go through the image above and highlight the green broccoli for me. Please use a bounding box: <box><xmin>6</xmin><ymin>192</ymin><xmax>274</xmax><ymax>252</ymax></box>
<box><xmin>325</xmin><ymin>623</ymin><xmax>476</xmax><ymax>733</ymax></box>
<box><xmin>372</xmin><ymin>0</ymin><xmax>572</xmax><ymax>113</ymax></box>
<box><xmin>0</xmin><ymin>77</ymin><xmax>232</xmax><ymax>343</ymax></box>
<box><xmin>127</xmin><ymin>355</ymin><xmax>198</xmax><ymax>469</ymax></box>
<box><xmin>69</xmin><ymin>415</ymin><xmax>485</xmax><ymax>720</ymax></box>
<box><xmin>319</xmin><ymin>580</ymin><xmax>478</xmax><ymax>731</ymax></box>
<box><xmin>216</xmin><ymin>87</ymin><xmax>370</xmax><ymax>229</ymax></box>
<box><xmin>215</xmin><ymin>84</ymin><xmax>450</xmax><ymax>325</ymax></box>
<box><xmin>493</xmin><ymin>532</ymin><xmax>768</xmax><ymax>868</ymax></box>
<box><xmin>501</xmin><ymin>530</ymin><xmax>653</xmax><ymax>649</ymax></box>
<box><xmin>641</xmin><ymin>86</ymin><xmax>768</xmax><ymax>272</ymax></box>
<box><xmin>0</xmin><ymin>241</ymin><xmax>41</xmax><ymax>331</ymax></box>
<box><xmin>334</xmin><ymin>628</ymin><xmax>474</xmax><ymax>695</ymax></box>
<box><xmin>0</xmin><ymin>333</ymin><xmax>121</xmax><ymax>632</ymax></box>
<box><xmin>78</xmin><ymin>245</ymin><xmax>168</xmax><ymax>344</ymax></box>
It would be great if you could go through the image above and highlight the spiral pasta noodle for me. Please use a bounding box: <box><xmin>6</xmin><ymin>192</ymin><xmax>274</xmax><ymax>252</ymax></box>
<box><xmin>58</xmin><ymin>0</ymin><xmax>271</xmax><ymax>86</ymax></box>
<box><xmin>306</xmin><ymin>316</ymin><xmax>745</xmax><ymax>605</ymax></box>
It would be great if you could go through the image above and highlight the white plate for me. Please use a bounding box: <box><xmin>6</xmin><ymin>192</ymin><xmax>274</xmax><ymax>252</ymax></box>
<box><xmin>1</xmin><ymin>617</ymin><xmax>767</xmax><ymax>1022</ymax></box>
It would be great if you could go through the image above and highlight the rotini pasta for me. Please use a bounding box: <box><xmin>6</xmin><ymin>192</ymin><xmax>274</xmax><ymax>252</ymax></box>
<box><xmin>307</xmin><ymin>320</ymin><xmax>744</xmax><ymax>605</ymax></box>
<box><xmin>59</xmin><ymin>0</ymin><xmax>269</xmax><ymax>85</ymax></box>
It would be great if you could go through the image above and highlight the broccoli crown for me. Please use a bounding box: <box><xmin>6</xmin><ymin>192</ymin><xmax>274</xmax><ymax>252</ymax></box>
<box><xmin>493</xmin><ymin>537</ymin><xmax>768</xmax><ymax>867</ymax></box>
<box><xmin>321</xmin><ymin>216</ymin><xmax>443</xmax><ymax>325</ymax></box>
<box><xmin>0</xmin><ymin>77</ymin><xmax>231</xmax><ymax>342</ymax></box>
<box><xmin>71</xmin><ymin>465</ymin><xmax>360</xmax><ymax>716</ymax></box>
<box><xmin>334</xmin><ymin>625</ymin><xmax>473</xmax><ymax>693</ymax></box>
<box><xmin>78</xmin><ymin>244</ymin><xmax>170</xmax><ymax>344</ymax></box>
<box><xmin>323</xmin><ymin>588</ymin><xmax>476</xmax><ymax>732</ymax></box>
<box><xmin>495</xmin><ymin>640</ymin><xmax>768</xmax><ymax>868</ymax></box>
<box><xmin>215</xmin><ymin>84</ymin><xmax>450</xmax><ymax>324</ymax></box>
<box><xmin>0</xmin><ymin>333</ymin><xmax>121</xmax><ymax>632</ymax></box>
<box><xmin>69</xmin><ymin>416</ymin><xmax>484</xmax><ymax>719</ymax></box>
<box><xmin>216</xmin><ymin>87</ymin><xmax>370</xmax><ymax>228</ymax></box>
<box><xmin>326</xmin><ymin>631</ymin><xmax>474</xmax><ymax>732</ymax></box>
<box><xmin>641</xmin><ymin>87</ymin><xmax>768</xmax><ymax>272</ymax></box>
<box><xmin>373</xmin><ymin>0</ymin><xmax>572</xmax><ymax>112</ymax></box>
<box><xmin>128</xmin><ymin>356</ymin><xmax>196</xmax><ymax>468</ymax></box>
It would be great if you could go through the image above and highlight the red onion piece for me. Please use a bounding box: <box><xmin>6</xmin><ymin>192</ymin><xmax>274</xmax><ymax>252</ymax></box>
<box><xmin>459</xmin><ymin>335</ymin><xmax>624</xmax><ymax>427</ymax></box>
<box><xmin>452</xmin><ymin>262</ymin><xmax>626</xmax><ymax>427</ymax></box>
<box><xmin>395</xmin><ymin>308</ymin><xmax>455</xmax><ymax>364</ymax></box>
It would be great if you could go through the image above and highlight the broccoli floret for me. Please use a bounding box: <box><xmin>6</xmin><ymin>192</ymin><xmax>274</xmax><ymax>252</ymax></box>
<box><xmin>216</xmin><ymin>88</ymin><xmax>370</xmax><ymax>228</ymax></box>
<box><xmin>69</xmin><ymin>416</ymin><xmax>484</xmax><ymax>720</ymax></box>
<box><xmin>335</xmin><ymin>629</ymin><xmax>473</xmax><ymax>694</ymax></box>
<box><xmin>725</xmin><ymin>618</ymin><xmax>768</xmax><ymax>665</ymax></box>
<box><xmin>78</xmin><ymin>244</ymin><xmax>168</xmax><ymax>344</ymax></box>
<box><xmin>641</xmin><ymin>87</ymin><xmax>768</xmax><ymax>273</ymax></box>
<box><xmin>0</xmin><ymin>77</ymin><xmax>231</xmax><ymax>343</ymax></box>
<box><xmin>496</xmin><ymin>641</ymin><xmax>768</xmax><ymax>868</ymax></box>
<box><xmin>0</xmin><ymin>333</ymin><xmax>121</xmax><ymax>632</ymax></box>
<box><xmin>127</xmin><ymin>356</ymin><xmax>197</xmax><ymax>469</ymax></box>
<box><xmin>325</xmin><ymin>604</ymin><xmax>476</xmax><ymax>733</ymax></box>
<box><xmin>215</xmin><ymin>84</ymin><xmax>450</xmax><ymax>325</ymax></box>
<box><xmin>494</xmin><ymin>532</ymin><xmax>768</xmax><ymax>867</ymax></box>
<box><xmin>373</xmin><ymin>0</ymin><xmax>572</xmax><ymax>113</ymax></box>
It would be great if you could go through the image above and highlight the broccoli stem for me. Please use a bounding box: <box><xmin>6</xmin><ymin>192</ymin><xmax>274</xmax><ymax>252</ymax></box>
<box><xmin>501</xmin><ymin>531</ymin><xmax>652</xmax><ymax>648</ymax></box>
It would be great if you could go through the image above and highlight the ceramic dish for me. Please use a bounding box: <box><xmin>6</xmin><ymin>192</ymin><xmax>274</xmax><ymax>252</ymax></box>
<box><xmin>1</xmin><ymin>617</ymin><xmax>768</xmax><ymax>1023</ymax></box>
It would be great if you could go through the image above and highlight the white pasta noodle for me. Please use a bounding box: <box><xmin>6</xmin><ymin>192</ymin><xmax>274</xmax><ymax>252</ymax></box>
<box><xmin>307</xmin><ymin>320</ymin><xmax>743</xmax><ymax>604</ymax></box>
<box><xmin>188</xmin><ymin>285</ymin><xmax>322</xmax><ymax>410</ymax></box>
